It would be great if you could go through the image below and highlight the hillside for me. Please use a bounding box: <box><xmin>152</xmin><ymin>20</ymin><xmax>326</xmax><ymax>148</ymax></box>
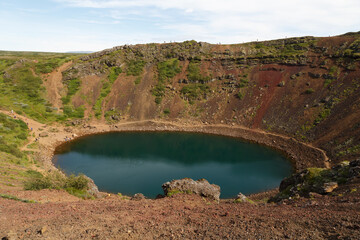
<box><xmin>52</xmin><ymin>33</ymin><xmax>360</xmax><ymax>163</ymax></box>
<box><xmin>0</xmin><ymin>33</ymin><xmax>360</xmax><ymax>239</ymax></box>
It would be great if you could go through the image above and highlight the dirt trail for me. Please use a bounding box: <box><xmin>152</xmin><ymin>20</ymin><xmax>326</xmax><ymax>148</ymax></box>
<box><xmin>42</xmin><ymin>61</ymin><xmax>73</xmax><ymax>110</ymax></box>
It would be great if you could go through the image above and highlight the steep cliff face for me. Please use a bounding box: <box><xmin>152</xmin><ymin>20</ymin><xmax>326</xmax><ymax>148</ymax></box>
<box><xmin>60</xmin><ymin>33</ymin><xmax>360</xmax><ymax>164</ymax></box>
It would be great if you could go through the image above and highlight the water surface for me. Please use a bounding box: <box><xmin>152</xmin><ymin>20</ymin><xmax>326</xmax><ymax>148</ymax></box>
<box><xmin>54</xmin><ymin>132</ymin><xmax>292</xmax><ymax>198</ymax></box>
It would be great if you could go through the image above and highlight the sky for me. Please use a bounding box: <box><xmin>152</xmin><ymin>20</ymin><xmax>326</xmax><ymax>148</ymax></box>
<box><xmin>0</xmin><ymin>0</ymin><xmax>359</xmax><ymax>52</ymax></box>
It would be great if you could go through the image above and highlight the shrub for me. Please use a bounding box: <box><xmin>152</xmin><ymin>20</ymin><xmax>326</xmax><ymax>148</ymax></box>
<box><xmin>62</xmin><ymin>78</ymin><xmax>81</xmax><ymax>105</ymax></box>
<box><xmin>24</xmin><ymin>172</ymin><xmax>90</xmax><ymax>199</ymax></box>
<box><xmin>65</xmin><ymin>174</ymin><xmax>88</xmax><ymax>190</ymax></box>
<box><xmin>187</xmin><ymin>60</ymin><xmax>210</xmax><ymax>83</ymax></box>
<box><xmin>305</xmin><ymin>88</ymin><xmax>315</xmax><ymax>94</ymax></box>
<box><xmin>158</xmin><ymin>58</ymin><xmax>181</xmax><ymax>83</ymax></box>
<box><xmin>180</xmin><ymin>84</ymin><xmax>210</xmax><ymax>104</ymax></box>
<box><xmin>151</xmin><ymin>84</ymin><xmax>165</xmax><ymax>104</ymax></box>
<box><xmin>16</xmin><ymin>132</ymin><xmax>28</xmax><ymax>140</ymax></box>
<box><xmin>163</xmin><ymin>108</ymin><xmax>170</xmax><ymax>114</ymax></box>
<box><xmin>126</xmin><ymin>60</ymin><xmax>145</xmax><ymax>76</ymax></box>
<box><xmin>108</xmin><ymin>67</ymin><xmax>122</xmax><ymax>83</ymax></box>
<box><xmin>134</xmin><ymin>76</ymin><xmax>141</xmax><ymax>85</ymax></box>
<box><xmin>63</xmin><ymin>105</ymin><xmax>85</xmax><ymax>118</ymax></box>
<box><xmin>239</xmin><ymin>78</ymin><xmax>249</xmax><ymax>88</ymax></box>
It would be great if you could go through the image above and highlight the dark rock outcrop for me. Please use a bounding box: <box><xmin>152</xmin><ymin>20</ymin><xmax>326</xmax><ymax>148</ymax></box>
<box><xmin>162</xmin><ymin>178</ymin><xmax>220</xmax><ymax>201</ymax></box>
<box><xmin>270</xmin><ymin>159</ymin><xmax>360</xmax><ymax>202</ymax></box>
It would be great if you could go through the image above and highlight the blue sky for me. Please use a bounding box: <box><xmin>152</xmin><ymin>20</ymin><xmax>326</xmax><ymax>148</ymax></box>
<box><xmin>1</xmin><ymin>0</ymin><xmax>359</xmax><ymax>52</ymax></box>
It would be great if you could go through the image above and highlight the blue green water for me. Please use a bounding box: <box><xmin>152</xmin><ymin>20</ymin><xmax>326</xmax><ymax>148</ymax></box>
<box><xmin>54</xmin><ymin>132</ymin><xmax>292</xmax><ymax>198</ymax></box>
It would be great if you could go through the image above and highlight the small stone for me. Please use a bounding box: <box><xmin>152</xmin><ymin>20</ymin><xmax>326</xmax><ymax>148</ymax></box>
<box><xmin>322</xmin><ymin>182</ymin><xmax>338</xmax><ymax>193</ymax></box>
<box><xmin>277</xmin><ymin>81</ymin><xmax>285</xmax><ymax>87</ymax></box>
<box><xmin>38</xmin><ymin>226</ymin><xmax>47</xmax><ymax>235</ymax></box>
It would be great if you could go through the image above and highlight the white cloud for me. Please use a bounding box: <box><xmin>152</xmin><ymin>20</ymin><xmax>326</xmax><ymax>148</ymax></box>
<box><xmin>3</xmin><ymin>0</ymin><xmax>359</xmax><ymax>51</ymax></box>
<box><xmin>54</xmin><ymin>0</ymin><xmax>360</xmax><ymax>41</ymax></box>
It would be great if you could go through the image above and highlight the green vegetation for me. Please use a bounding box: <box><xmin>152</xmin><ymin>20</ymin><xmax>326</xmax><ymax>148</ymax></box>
<box><xmin>166</xmin><ymin>189</ymin><xmax>192</xmax><ymax>197</ymax></box>
<box><xmin>250</xmin><ymin>38</ymin><xmax>317</xmax><ymax>60</ymax></box>
<box><xmin>60</xmin><ymin>76</ymin><xmax>85</xmax><ymax>119</ymax></box>
<box><xmin>337</xmin><ymin>144</ymin><xmax>360</xmax><ymax>157</ymax></box>
<box><xmin>163</xmin><ymin>108</ymin><xmax>170</xmax><ymax>115</ymax></box>
<box><xmin>187</xmin><ymin>58</ymin><xmax>210</xmax><ymax>83</ymax></box>
<box><xmin>63</xmin><ymin>105</ymin><xmax>85</xmax><ymax>119</ymax></box>
<box><xmin>314</xmin><ymin>108</ymin><xmax>331</xmax><ymax>125</ymax></box>
<box><xmin>134</xmin><ymin>76</ymin><xmax>141</xmax><ymax>85</ymax></box>
<box><xmin>239</xmin><ymin>78</ymin><xmax>249</xmax><ymax>88</ymax></box>
<box><xmin>180</xmin><ymin>83</ymin><xmax>210</xmax><ymax>104</ymax></box>
<box><xmin>152</xmin><ymin>58</ymin><xmax>181</xmax><ymax>104</ymax></box>
<box><xmin>177</xmin><ymin>58</ymin><xmax>213</xmax><ymax>104</ymax></box>
<box><xmin>0</xmin><ymin>113</ymin><xmax>28</xmax><ymax>158</ymax></box>
<box><xmin>104</xmin><ymin>109</ymin><xmax>121</xmax><ymax>123</ymax></box>
<box><xmin>0</xmin><ymin>62</ymin><xmax>54</xmax><ymax>122</ymax></box>
<box><xmin>236</xmin><ymin>91</ymin><xmax>244</xmax><ymax>99</ymax></box>
<box><xmin>158</xmin><ymin>58</ymin><xmax>181</xmax><ymax>82</ymax></box>
<box><xmin>35</xmin><ymin>56</ymin><xmax>71</xmax><ymax>74</ymax></box>
<box><xmin>271</xmin><ymin>162</ymin><xmax>354</xmax><ymax>202</ymax></box>
<box><xmin>61</xmin><ymin>78</ymin><xmax>81</xmax><ymax>104</ymax></box>
<box><xmin>0</xmin><ymin>193</ymin><xmax>36</xmax><ymax>203</ymax></box>
<box><xmin>126</xmin><ymin>60</ymin><xmax>145</xmax><ymax>76</ymax></box>
<box><xmin>108</xmin><ymin>66</ymin><xmax>122</xmax><ymax>83</ymax></box>
<box><xmin>24</xmin><ymin>171</ymin><xmax>93</xmax><ymax>199</ymax></box>
<box><xmin>0</xmin><ymin>51</ymin><xmax>80</xmax><ymax>122</ymax></box>
<box><xmin>305</xmin><ymin>88</ymin><xmax>315</xmax><ymax>94</ymax></box>
<box><xmin>93</xmin><ymin>67</ymin><xmax>122</xmax><ymax>118</ymax></box>
<box><xmin>234</xmin><ymin>198</ymin><xmax>254</xmax><ymax>204</ymax></box>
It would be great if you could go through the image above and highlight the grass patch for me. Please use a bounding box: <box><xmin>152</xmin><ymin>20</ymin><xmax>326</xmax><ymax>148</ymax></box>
<box><xmin>93</xmin><ymin>67</ymin><xmax>122</xmax><ymax>118</ymax></box>
<box><xmin>152</xmin><ymin>58</ymin><xmax>181</xmax><ymax>104</ymax></box>
<box><xmin>24</xmin><ymin>171</ymin><xmax>93</xmax><ymax>199</ymax></box>
<box><xmin>187</xmin><ymin>59</ymin><xmax>210</xmax><ymax>83</ymax></box>
<box><xmin>305</xmin><ymin>88</ymin><xmax>315</xmax><ymax>94</ymax></box>
<box><xmin>126</xmin><ymin>60</ymin><xmax>145</xmax><ymax>76</ymax></box>
<box><xmin>134</xmin><ymin>76</ymin><xmax>141</xmax><ymax>85</ymax></box>
<box><xmin>0</xmin><ymin>52</ymin><xmax>79</xmax><ymax>123</ymax></box>
<box><xmin>108</xmin><ymin>66</ymin><xmax>122</xmax><ymax>83</ymax></box>
<box><xmin>63</xmin><ymin>105</ymin><xmax>85</xmax><ymax>119</ymax></box>
<box><xmin>61</xmin><ymin>78</ymin><xmax>81</xmax><ymax>105</ymax></box>
<box><xmin>314</xmin><ymin>108</ymin><xmax>331</xmax><ymax>125</ymax></box>
<box><xmin>180</xmin><ymin>83</ymin><xmax>210</xmax><ymax>104</ymax></box>
<box><xmin>35</xmin><ymin>56</ymin><xmax>71</xmax><ymax>74</ymax></box>
<box><xmin>0</xmin><ymin>113</ymin><xmax>28</xmax><ymax>158</ymax></box>
<box><xmin>0</xmin><ymin>193</ymin><xmax>37</xmax><ymax>203</ymax></box>
<box><xmin>158</xmin><ymin>58</ymin><xmax>181</xmax><ymax>83</ymax></box>
<box><xmin>166</xmin><ymin>189</ymin><xmax>192</xmax><ymax>197</ymax></box>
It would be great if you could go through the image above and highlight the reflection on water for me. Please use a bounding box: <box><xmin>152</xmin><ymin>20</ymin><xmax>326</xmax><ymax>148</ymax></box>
<box><xmin>55</xmin><ymin>132</ymin><xmax>292</xmax><ymax>198</ymax></box>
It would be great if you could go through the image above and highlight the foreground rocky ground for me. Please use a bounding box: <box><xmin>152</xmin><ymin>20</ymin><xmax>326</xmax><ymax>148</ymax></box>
<box><xmin>1</xmin><ymin>175</ymin><xmax>360</xmax><ymax>239</ymax></box>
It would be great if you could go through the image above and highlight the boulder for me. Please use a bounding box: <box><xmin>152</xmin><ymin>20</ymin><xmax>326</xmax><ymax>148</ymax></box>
<box><xmin>234</xmin><ymin>193</ymin><xmax>248</xmax><ymax>203</ymax></box>
<box><xmin>271</xmin><ymin>159</ymin><xmax>360</xmax><ymax>202</ymax></box>
<box><xmin>131</xmin><ymin>193</ymin><xmax>145</xmax><ymax>200</ymax></box>
<box><xmin>321</xmin><ymin>182</ymin><xmax>338</xmax><ymax>194</ymax></box>
<box><xmin>162</xmin><ymin>178</ymin><xmax>220</xmax><ymax>201</ymax></box>
<box><xmin>39</xmin><ymin>132</ymin><xmax>48</xmax><ymax>137</ymax></box>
